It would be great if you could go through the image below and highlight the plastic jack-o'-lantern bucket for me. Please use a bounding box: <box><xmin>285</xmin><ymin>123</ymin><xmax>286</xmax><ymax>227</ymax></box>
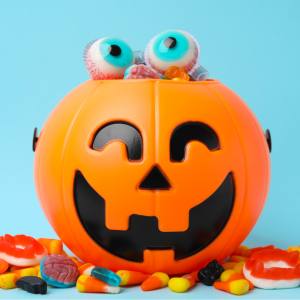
<box><xmin>34</xmin><ymin>78</ymin><xmax>270</xmax><ymax>275</ymax></box>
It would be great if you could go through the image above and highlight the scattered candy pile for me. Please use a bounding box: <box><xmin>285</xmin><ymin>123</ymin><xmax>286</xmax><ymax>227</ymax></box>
<box><xmin>0</xmin><ymin>234</ymin><xmax>299</xmax><ymax>295</ymax></box>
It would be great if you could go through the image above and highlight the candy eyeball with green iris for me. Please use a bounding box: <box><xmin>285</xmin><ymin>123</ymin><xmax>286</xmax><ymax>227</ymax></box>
<box><xmin>85</xmin><ymin>38</ymin><xmax>134</xmax><ymax>79</ymax></box>
<box><xmin>145</xmin><ymin>30</ymin><xmax>199</xmax><ymax>75</ymax></box>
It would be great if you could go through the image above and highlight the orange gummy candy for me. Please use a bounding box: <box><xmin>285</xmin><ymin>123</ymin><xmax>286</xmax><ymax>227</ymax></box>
<box><xmin>164</xmin><ymin>66</ymin><xmax>190</xmax><ymax>81</ymax></box>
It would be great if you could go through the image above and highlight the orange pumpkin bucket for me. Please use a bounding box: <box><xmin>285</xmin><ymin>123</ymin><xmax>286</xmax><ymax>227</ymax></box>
<box><xmin>34</xmin><ymin>79</ymin><xmax>270</xmax><ymax>274</ymax></box>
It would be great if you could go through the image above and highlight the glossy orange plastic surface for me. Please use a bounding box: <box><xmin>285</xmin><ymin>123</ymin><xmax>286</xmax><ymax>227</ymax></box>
<box><xmin>34</xmin><ymin>79</ymin><xmax>270</xmax><ymax>274</ymax></box>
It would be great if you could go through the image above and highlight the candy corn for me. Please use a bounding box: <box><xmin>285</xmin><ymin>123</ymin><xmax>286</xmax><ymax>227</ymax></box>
<box><xmin>214</xmin><ymin>279</ymin><xmax>250</xmax><ymax>295</ymax></box>
<box><xmin>80</xmin><ymin>263</ymin><xmax>121</xmax><ymax>286</ymax></box>
<box><xmin>230</xmin><ymin>255</ymin><xmax>247</xmax><ymax>262</ymax></box>
<box><xmin>220</xmin><ymin>269</ymin><xmax>242</xmax><ymax>282</ymax></box>
<box><xmin>117</xmin><ymin>270</ymin><xmax>148</xmax><ymax>286</ymax></box>
<box><xmin>14</xmin><ymin>266</ymin><xmax>39</xmax><ymax>279</ymax></box>
<box><xmin>0</xmin><ymin>273</ymin><xmax>17</xmax><ymax>289</ymax></box>
<box><xmin>0</xmin><ymin>265</ymin><xmax>40</xmax><ymax>289</ymax></box>
<box><xmin>141</xmin><ymin>272</ymin><xmax>169</xmax><ymax>291</ymax></box>
<box><xmin>37</xmin><ymin>238</ymin><xmax>63</xmax><ymax>255</ymax></box>
<box><xmin>168</xmin><ymin>274</ymin><xmax>196</xmax><ymax>293</ymax></box>
<box><xmin>222</xmin><ymin>261</ymin><xmax>244</xmax><ymax>274</ymax></box>
<box><xmin>35</xmin><ymin>265</ymin><xmax>42</xmax><ymax>278</ymax></box>
<box><xmin>79</xmin><ymin>263</ymin><xmax>94</xmax><ymax>275</ymax></box>
<box><xmin>288</xmin><ymin>246</ymin><xmax>300</xmax><ymax>254</ymax></box>
<box><xmin>0</xmin><ymin>259</ymin><xmax>8</xmax><ymax>274</ymax></box>
<box><xmin>220</xmin><ymin>269</ymin><xmax>254</xmax><ymax>289</ymax></box>
<box><xmin>76</xmin><ymin>274</ymin><xmax>120</xmax><ymax>294</ymax></box>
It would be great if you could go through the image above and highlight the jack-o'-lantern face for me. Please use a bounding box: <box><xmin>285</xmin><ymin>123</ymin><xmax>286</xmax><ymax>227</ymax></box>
<box><xmin>74</xmin><ymin>121</ymin><xmax>234</xmax><ymax>262</ymax></box>
<box><xmin>35</xmin><ymin>80</ymin><xmax>270</xmax><ymax>274</ymax></box>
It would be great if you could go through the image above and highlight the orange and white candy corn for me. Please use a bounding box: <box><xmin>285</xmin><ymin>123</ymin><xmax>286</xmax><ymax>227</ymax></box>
<box><xmin>37</xmin><ymin>238</ymin><xmax>63</xmax><ymax>255</ymax></box>
<box><xmin>117</xmin><ymin>270</ymin><xmax>148</xmax><ymax>286</ymax></box>
<box><xmin>141</xmin><ymin>272</ymin><xmax>169</xmax><ymax>291</ymax></box>
<box><xmin>214</xmin><ymin>279</ymin><xmax>250</xmax><ymax>295</ymax></box>
<box><xmin>76</xmin><ymin>274</ymin><xmax>120</xmax><ymax>294</ymax></box>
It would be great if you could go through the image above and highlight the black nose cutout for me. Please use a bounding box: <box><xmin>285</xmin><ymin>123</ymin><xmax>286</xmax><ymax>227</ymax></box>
<box><xmin>139</xmin><ymin>165</ymin><xmax>171</xmax><ymax>190</ymax></box>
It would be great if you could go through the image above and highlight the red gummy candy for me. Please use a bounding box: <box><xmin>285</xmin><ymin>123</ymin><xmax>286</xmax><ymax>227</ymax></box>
<box><xmin>0</xmin><ymin>234</ymin><xmax>47</xmax><ymax>266</ymax></box>
<box><xmin>124</xmin><ymin>64</ymin><xmax>160</xmax><ymax>79</ymax></box>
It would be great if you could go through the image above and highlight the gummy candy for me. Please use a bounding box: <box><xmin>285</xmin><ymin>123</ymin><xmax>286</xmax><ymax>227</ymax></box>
<box><xmin>198</xmin><ymin>260</ymin><xmax>224</xmax><ymax>286</ymax></box>
<box><xmin>40</xmin><ymin>255</ymin><xmax>79</xmax><ymax>288</ymax></box>
<box><xmin>16</xmin><ymin>276</ymin><xmax>47</xmax><ymax>294</ymax></box>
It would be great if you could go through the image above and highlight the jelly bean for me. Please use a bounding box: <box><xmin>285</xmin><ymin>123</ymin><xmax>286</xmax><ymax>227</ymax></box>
<box><xmin>0</xmin><ymin>234</ymin><xmax>47</xmax><ymax>267</ymax></box>
<box><xmin>0</xmin><ymin>273</ymin><xmax>17</xmax><ymax>289</ymax></box>
<box><xmin>16</xmin><ymin>276</ymin><xmax>47</xmax><ymax>294</ymax></box>
<box><xmin>37</xmin><ymin>238</ymin><xmax>63</xmax><ymax>255</ymax></box>
<box><xmin>214</xmin><ymin>279</ymin><xmax>250</xmax><ymax>295</ymax></box>
<box><xmin>164</xmin><ymin>66</ymin><xmax>190</xmax><ymax>81</ymax></box>
<box><xmin>116</xmin><ymin>270</ymin><xmax>149</xmax><ymax>286</ymax></box>
<box><xmin>124</xmin><ymin>64</ymin><xmax>160</xmax><ymax>79</ymax></box>
<box><xmin>0</xmin><ymin>258</ymin><xmax>9</xmax><ymax>274</ymax></box>
<box><xmin>141</xmin><ymin>272</ymin><xmax>169</xmax><ymax>291</ymax></box>
<box><xmin>198</xmin><ymin>260</ymin><xmax>224</xmax><ymax>285</ymax></box>
<box><xmin>40</xmin><ymin>255</ymin><xmax>79</xmax><ymax>288</ymax></box>
<box><xmin>76</xmin><ymin>274</ymin><xmax>120</xmax><ymax>294</ymax></box>
<box><xmin>168</xmin><ymin>274</ymin><xmax>196</xmax><ymax>293</ymax></box>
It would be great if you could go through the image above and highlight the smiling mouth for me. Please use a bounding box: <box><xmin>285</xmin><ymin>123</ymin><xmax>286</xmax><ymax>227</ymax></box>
<box><xmin>74</xmin><ymin>171</ymin><xmax>234</xmax><ymax>262</ymax></box>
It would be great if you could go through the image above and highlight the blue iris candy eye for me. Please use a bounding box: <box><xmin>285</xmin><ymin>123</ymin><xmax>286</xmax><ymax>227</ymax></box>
<box><xmin>85</xmin><ymin>38</ymin><xmax>134</xmax><ymax>79</ymax></box>
<box><xmin>100</xmin><ymin>38</ymin><xmax>133</xmax><ymax>68</ymax></box>
<box><xmin>153</xmin><ymin>31</ymin><xmax>189</xmax><ymax>61</ymax></box>
<box><xmin>145</xmin><ymin>30</ymin><xmax>199</xmax><ymax>75</ymax></box>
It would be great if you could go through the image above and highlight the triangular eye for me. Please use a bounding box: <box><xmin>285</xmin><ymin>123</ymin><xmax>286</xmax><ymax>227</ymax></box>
<box><xmin>139</xmin><ymin>165</ymin><xmax>171</xmax><ymax>190</ymax></box>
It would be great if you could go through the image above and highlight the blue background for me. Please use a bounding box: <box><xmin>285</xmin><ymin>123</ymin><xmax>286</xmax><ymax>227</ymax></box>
<box><xmin>0</xmin><ymin>0</ymin><xmax>299</xmax><ymax>298</ymax></box>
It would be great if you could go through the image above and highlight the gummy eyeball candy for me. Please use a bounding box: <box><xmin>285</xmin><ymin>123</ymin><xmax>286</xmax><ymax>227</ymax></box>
<box><xmin>85</xmin><ymin>38</ymin><xmax>134</xmax><ymax>79</ymax></box>
<box><xmin>145</xmin><ymin>30</ymin><xmax>199</xmax><ymax>76</ymax></box>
